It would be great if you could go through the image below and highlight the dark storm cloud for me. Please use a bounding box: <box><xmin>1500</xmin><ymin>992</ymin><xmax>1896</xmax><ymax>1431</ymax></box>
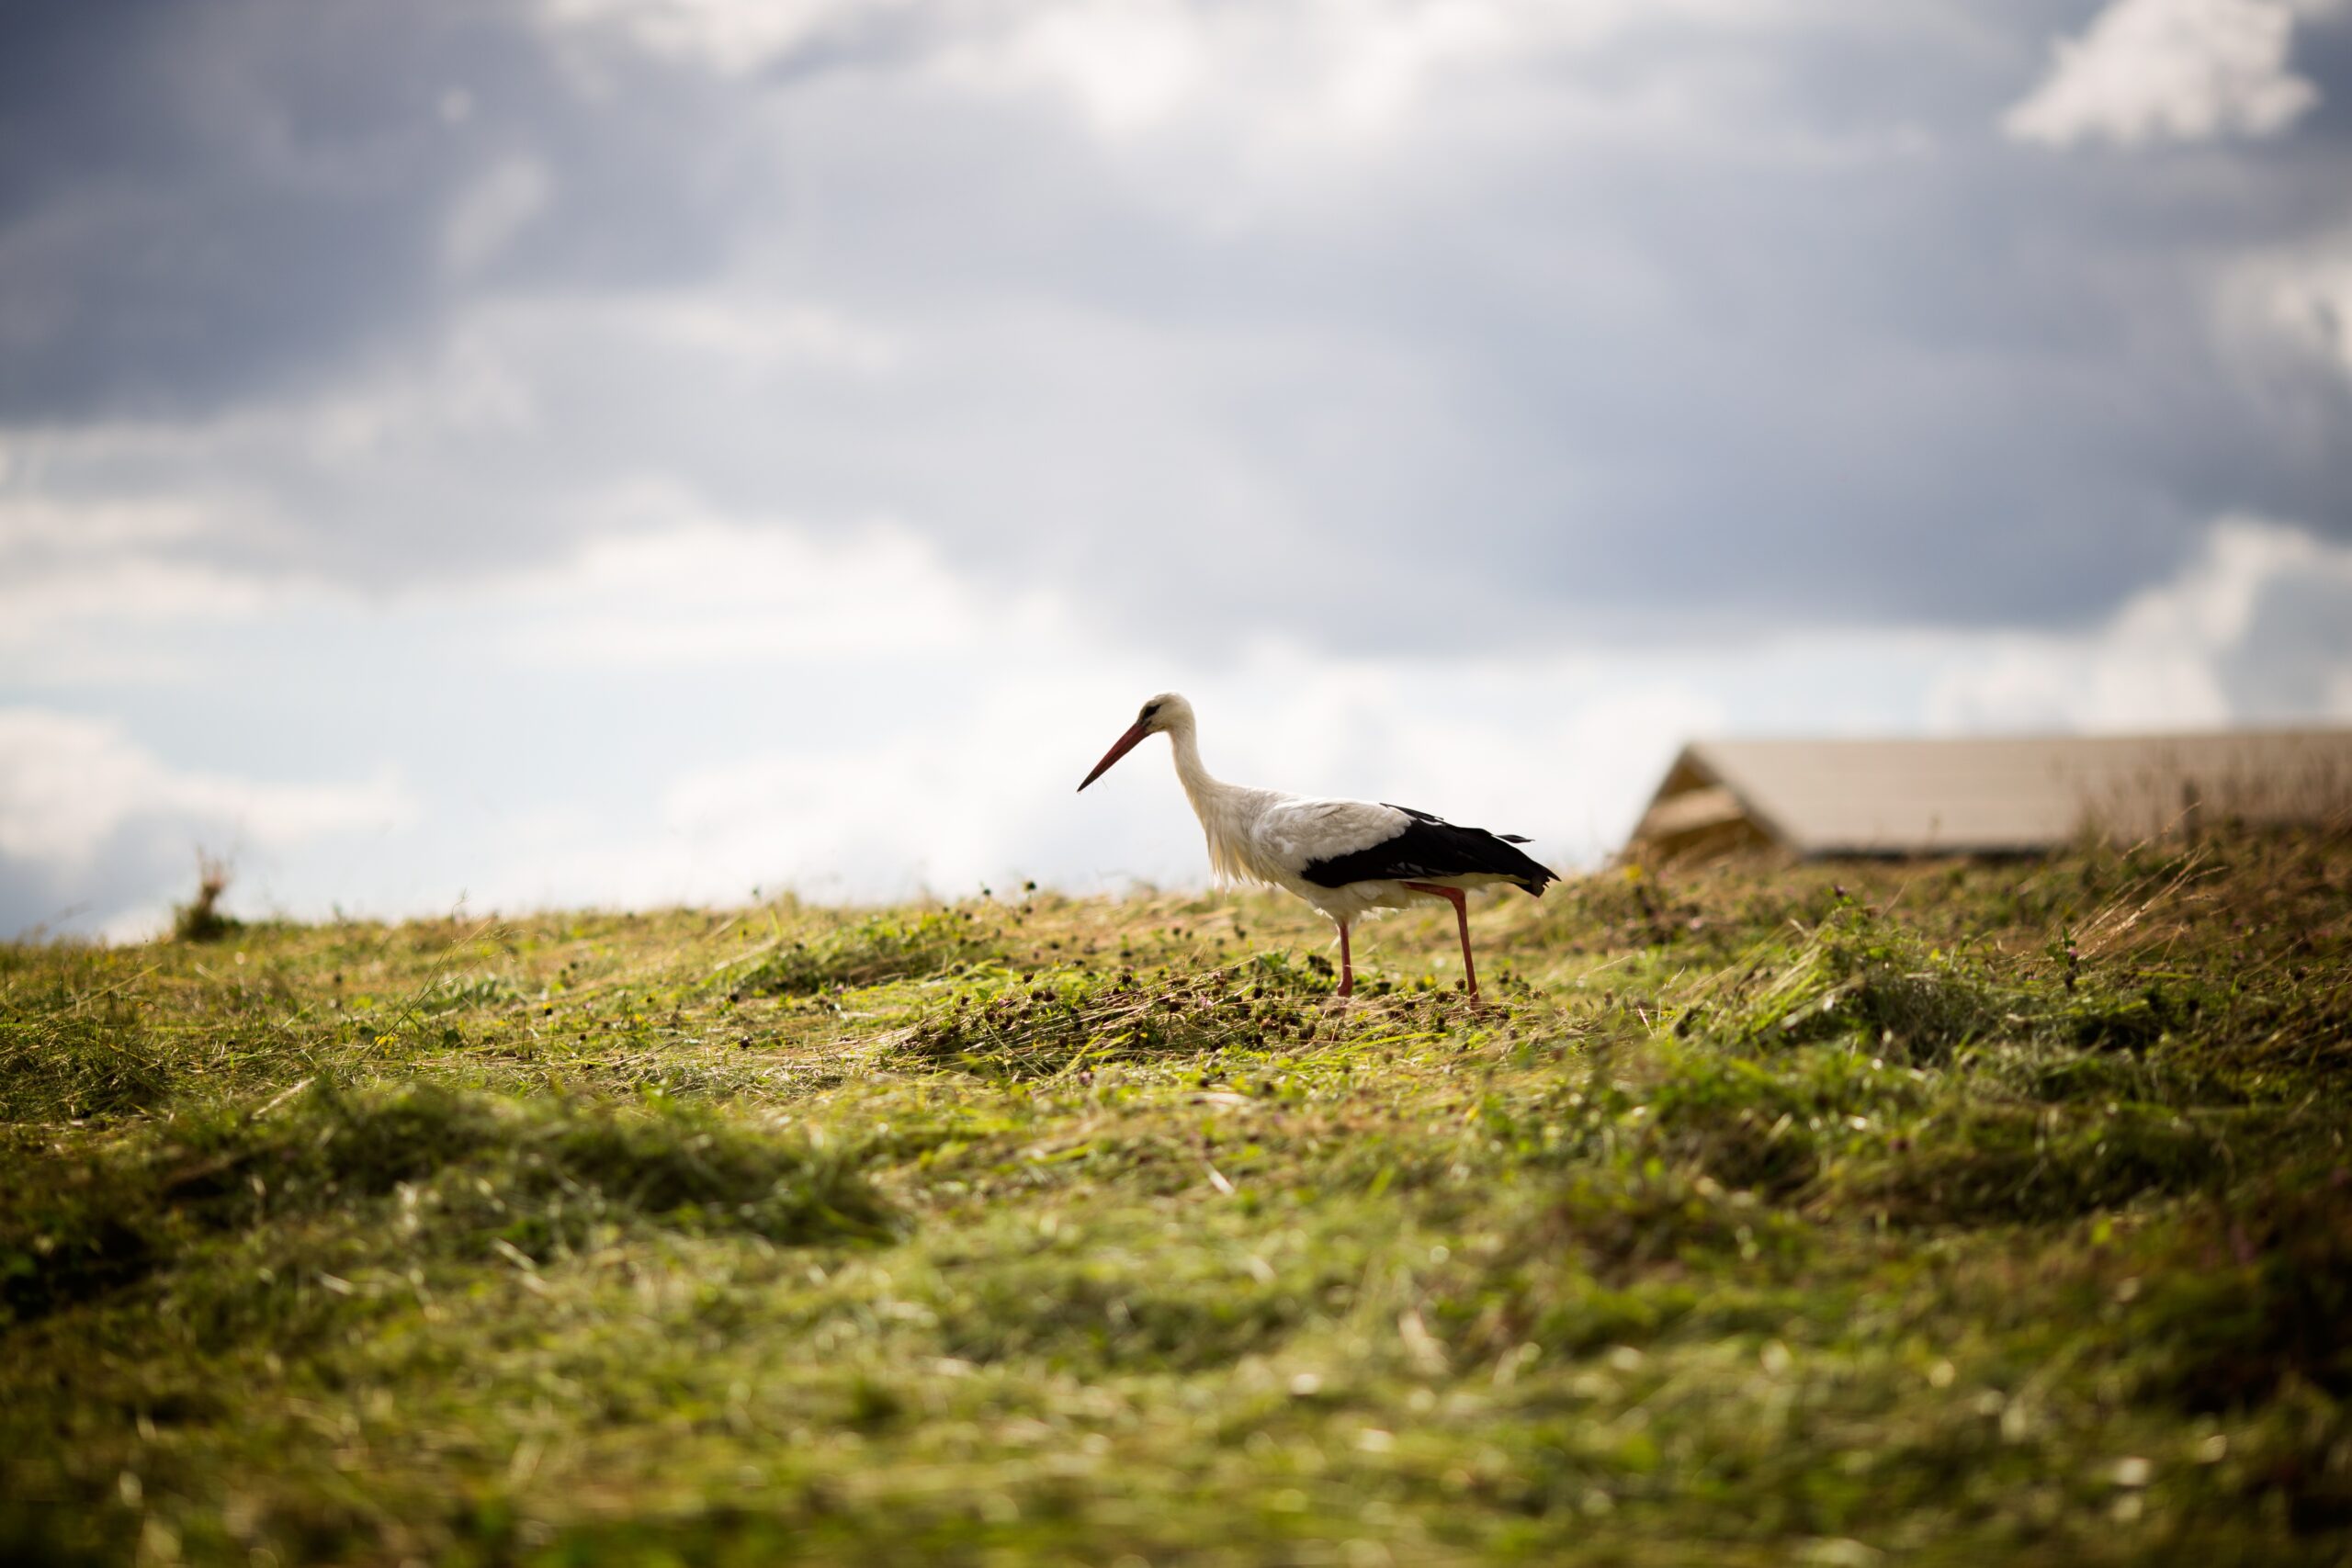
<box><xmin>2</xmin><ymin>0</ymin><xmax>2348</xmax><ymax>651</ymax></box>
<box><xmin>0</xmin><ymin>0</ymin><xmax>754</xmax><ymax>420</ymax></box>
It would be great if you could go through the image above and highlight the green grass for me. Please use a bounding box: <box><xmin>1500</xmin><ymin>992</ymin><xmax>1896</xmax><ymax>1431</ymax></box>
<box><xmin>3</xmin><ymin>835</ymin><xmax>2350</xmax><ymax>1563</ymax></box>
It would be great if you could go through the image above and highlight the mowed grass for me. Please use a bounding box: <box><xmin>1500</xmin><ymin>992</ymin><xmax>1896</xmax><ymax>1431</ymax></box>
<box><xmin>4</xmin><ymin>834</ymin><xmax>2351</xmax><ymax>1565</ymax></box>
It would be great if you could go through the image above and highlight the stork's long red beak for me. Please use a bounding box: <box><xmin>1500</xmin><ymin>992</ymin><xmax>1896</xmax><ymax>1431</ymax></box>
<box><xmin>1077</xmin><ymin>720</ymin><xmax>1149</xmax><ymax>792</ymax></box>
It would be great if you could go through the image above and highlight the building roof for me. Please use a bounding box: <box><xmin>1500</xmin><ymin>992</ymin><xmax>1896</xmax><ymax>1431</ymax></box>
<box><xmin>1626</xmin><ymin>729</ymin><xmax>2352</xmax><ymax>860</ymax></box>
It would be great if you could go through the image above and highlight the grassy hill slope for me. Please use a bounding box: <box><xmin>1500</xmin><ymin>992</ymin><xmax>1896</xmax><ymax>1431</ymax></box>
<box><xmin>4</xmin><ymin>835</ymin><xmax>2350</xmax><ymax>1564</ymax></box>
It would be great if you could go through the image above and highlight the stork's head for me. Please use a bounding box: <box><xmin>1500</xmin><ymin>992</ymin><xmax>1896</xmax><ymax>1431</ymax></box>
<box><xmin>1076</xmin><ymin>692</ymin><xmax>1192</xmax><ymax>792</ymax></box>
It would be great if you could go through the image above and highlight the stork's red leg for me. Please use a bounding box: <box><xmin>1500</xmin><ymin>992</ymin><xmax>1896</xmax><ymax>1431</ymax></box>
<box><xmin>1336</xmin><ymin>919</ymin><xmax>1354</xmax><ymax>998</ymax></box>
<box><xmin>1402</xmin><ymin>882</ymin><xmax>1481</xmax><ymax>1002</ymax></box>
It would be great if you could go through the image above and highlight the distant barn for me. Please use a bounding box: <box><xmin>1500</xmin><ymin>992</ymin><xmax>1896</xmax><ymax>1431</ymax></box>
<box><xmin>1625</xmin><ymin>729</ymin><xmax>2352</xmax><ymax>861</ymax></box>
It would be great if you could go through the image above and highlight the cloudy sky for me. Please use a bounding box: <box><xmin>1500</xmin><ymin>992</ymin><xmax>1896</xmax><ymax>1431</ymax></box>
<box><xmin>4</xmin><ymin>0</ymin><xmax>2350</xmax><ymax>938</ymax></box>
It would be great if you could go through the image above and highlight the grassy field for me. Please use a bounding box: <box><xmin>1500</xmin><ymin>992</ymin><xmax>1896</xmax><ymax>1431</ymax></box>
<box><xmin>4</xmin><ymin>833</ymin><xmax>2350</xmax><ymax>1565</ymax></box>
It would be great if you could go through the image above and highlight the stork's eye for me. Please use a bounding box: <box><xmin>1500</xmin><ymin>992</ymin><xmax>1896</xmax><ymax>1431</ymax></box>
<box><xmin>1140</xmin><ymin>703</ymin><xmax>1161</xmax><ymax>721</ymax></box>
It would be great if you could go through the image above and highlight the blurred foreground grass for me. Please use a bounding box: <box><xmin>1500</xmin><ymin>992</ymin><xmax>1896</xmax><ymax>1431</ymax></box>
<box><xmin>4</xmin><ymin>833</ymin><xmax>2350</xmax><ymax>1564</ymax></box>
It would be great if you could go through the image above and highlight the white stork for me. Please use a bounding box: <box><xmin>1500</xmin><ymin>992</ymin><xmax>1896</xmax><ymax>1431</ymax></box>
<box><xmin>1076</xmin><ymin>692</ymin><xmax>1555</xmax><ymax>1001</ymax></box>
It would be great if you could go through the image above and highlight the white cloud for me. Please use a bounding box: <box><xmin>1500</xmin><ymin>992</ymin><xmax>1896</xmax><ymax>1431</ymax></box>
<box><xmin>550</xmin><ymin>0</ymin><xmax>1793</xmax><ymax>150</ymax></box>
<box><xmin>0</xmin><ymin>284</ymin><xmax>904</xmax><ymax>660</ymax></box>
<box><xmin>1929</xmin><ymin>515</ymin><xmax>2352</xmax><ymax>731</ymax></box>
<box><xmin>484</xmin><ymin>493</ymin><xmax>1058</xmax><ymax>668</ymax></box>
<box><xmin>931</xmin><ymin>0</ymin><xmax>1524</xmax><ymax>142</ymax></box>
<box><xmin>2004</xmin><ymin>0</ymin><xmax>2332</xmax><ymax>149</ymax></box>
<box><xmin>932</xmin><ymin>0</ymin><xmax>1754</xmax><ymax>147</ymax></box>
<box><xmin>2220</xmin><ymin>226</ymin><xmax>2352</xmax><ymax>387</ymax></box>
<box><xmin>976</xmin><ymin>0</ymin><xmax>1212</xmax><ymax>136</ymax></box>
<box><xmin>0</xmin><ymin>708</ymin><xmax>416</xmax><ymax>868</ymax></box>
<box><xmin>0</xmin><ymin>495</ymin><xmax>319</xmax><ymax>662</ymax></box>
<box><xmin>496</xmin><ymin>725</ymin><xmax>1069</xmax><ymax>910</ymax></box>
<box><xmin>615</xmin><ymin>297</ymin><xmax>905</xmax><ymax>376</ymax></box>
<box><xmin>0</xmin><ymin>493</ymin><xmax>210</xmax><ymax>552</ymax></box>
<box><xmin>539</xmin><ymin>0</ymin><xmax>893</xmax><ymax>77</ymax></box>
<box><xmin>442</xmin><ymin>154</ymin><xmax>554</xmax><ymax>276</ymax></box>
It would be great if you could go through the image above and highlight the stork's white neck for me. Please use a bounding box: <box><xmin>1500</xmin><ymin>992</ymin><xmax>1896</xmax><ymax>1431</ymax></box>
<box><xmin>1160</xmin><ymin>715</ymin><xmax>1280</xmax><ymax>888</ymax></box>
<box><xmin>1164</xmin><ymin>718</ymin><xmax>1222</xmax><ymax>810</ymax></box>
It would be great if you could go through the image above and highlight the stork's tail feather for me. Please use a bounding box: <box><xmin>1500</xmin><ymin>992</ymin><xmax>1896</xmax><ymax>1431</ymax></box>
<box><xmin>1482</xmin><ymin>830</ymin><xmax>1556</xmax><ymax>896</ymax></box>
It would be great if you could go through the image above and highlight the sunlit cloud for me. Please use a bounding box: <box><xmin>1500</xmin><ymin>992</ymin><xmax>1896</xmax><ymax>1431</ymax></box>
<box><xmin>486</xmin><ymin>501</ymin><xmax>1058</xmax><ymax>669</ymax></box>
<box><xmin>0</xmin><ymin>707</ymin><xmax>418</xmax><ymax>940</ymax></box>
<box><xmin>2005</xmin><ymin>0</ymin><xmax>2336</xmax><ymax>148</ymax></box>
<box><xmin>0</xmin><ymin>710</ymin><xmax>413</xmax><ymax>866</ymax></box>
<box><xmin>1931</xmin><ymin>517</ymin><xmax>2352</xmax><ymax>731</ymax></box>
<box><xmin>441</xmin><ymin>154</ymin><xmax>555</xmax><ymax>276</ymax></box>
<box><xmin>2218</xmin><ymin>226</ymin><xmax>2352</xmax><ymax>410</ymax></box>
<box><xmin>539</xmin><ymin>0</ymin><xmax>901</xmax><ymax>78</ymax></box>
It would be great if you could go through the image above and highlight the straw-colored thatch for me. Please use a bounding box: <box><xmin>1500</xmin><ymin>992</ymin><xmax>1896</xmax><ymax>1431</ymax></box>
<box><xmin>1626</xmin><ymin>729</ymin><xmax>2352</xmax><ymax>860</ymax></box>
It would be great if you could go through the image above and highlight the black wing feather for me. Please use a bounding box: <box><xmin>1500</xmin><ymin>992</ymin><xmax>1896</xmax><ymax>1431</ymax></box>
<box><xmin>1301</xmin><ymin>804</ymin><xmax>1557</xmax><ymax>895</ymax></box>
